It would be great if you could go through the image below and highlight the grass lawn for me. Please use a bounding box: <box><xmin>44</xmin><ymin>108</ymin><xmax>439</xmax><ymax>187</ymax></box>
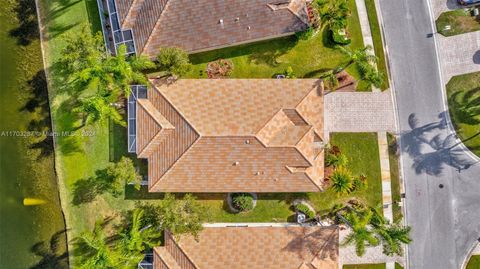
<box><xmin>364</xmin><ymin>0</ymin><xmax>389</xmax><ymax>90</ymax></box>
<box><xmin>344</xmin><ymin>264</ymin><xmax>386</xmax><ymax>269</ymax></box>
<box><xmin>395</xmin><ymin>263</ymin><xmax>404</xmax><ymax>269</ymax></box>
<box><xmin>446</xmin><ymin>71</ymin><xmax>480</xmax><ymax>157</ymax></box>
<box><xmin>36</xmin><ymin>0</ymin><xmax>380</xmax><ymax>265</ymax></box>
<box><xmin>436</xmin><ymin>9</ymin><xmax>480</xmax><ymax>36</ymax></box>
<box><xmin>467</xmin><ymin>255</ymin><xmax>480</xmax><ymax>269</ymax></box>
<box><xmin>310</xmin><ymin>133</ymin><xmax>382</xmax><ymax>214</ymax></box>
<box><xmin>387</xmin><ymin>133</ymin><xmax>403</xmax><ymax>223</ymax></box>
<box><xmin>183</xmin><ymin>0</ymin><xmax>365</xmax><ymax>85</ymax></box>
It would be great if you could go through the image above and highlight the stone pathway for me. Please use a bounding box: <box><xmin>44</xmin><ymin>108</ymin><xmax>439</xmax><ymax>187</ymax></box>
<box><xmin>437</xmin><ymin>31</ymin><xmax>480</xmax><ymax>82</ymax></box>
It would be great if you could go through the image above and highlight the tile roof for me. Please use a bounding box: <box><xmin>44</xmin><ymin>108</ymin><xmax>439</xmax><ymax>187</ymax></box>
<box><xmin>113</xmin><ymin>0</ymin><xmax>309</xmax><ymax>55</ymax></box>
<box><xmin>136</xmin><ymin>79</ymin><xmax>325</xmax><ymax>193</ymax></box>
<box><xmin>154</xmin><ymin>226</ymin><xmax>339</xmax><ymax>269</ymax></box>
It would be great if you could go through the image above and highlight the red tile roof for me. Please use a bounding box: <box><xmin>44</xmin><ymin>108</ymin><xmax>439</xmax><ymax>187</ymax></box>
<box><xmin>116</xmin><ymin>0</ymin><xmax>309</xmax><ymax>55</ymax></box>
<box><xmin>154</xmin><ymin>226</ymin><xmax>339</xmax><ymax>269</ymax></box>
<box><xmin>136</xmin><ymin>79</ymin><xmax>324</xmax><ymax>193</ymax></box>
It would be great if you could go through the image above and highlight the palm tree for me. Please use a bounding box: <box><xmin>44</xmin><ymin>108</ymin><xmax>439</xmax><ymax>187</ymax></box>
<box><xmin>337</xmin><ymin>45</ymin><xmax>377</xmax><ymax>70</ymax></box>
<box><xmin>117</xmin><ymin>209</ymin><xmax>161</xmax><ymax>266</ymax></box>
<box><xmin>376</xmin><ymin>224</ymin><xmax>412</xmax><ymax>256</ymax></box>
<box><xmin>321</xmin><ymin>70</ymin><xmax>340</xmax><ymax>91</ymax></box>
<box><xmin>314</xmin><ymin>0</ymin><xmax>350</xmax><ymax>30</ymax></box>
<box><xmin>105</xmin><ymin>44</ymin><xmax>155</xmax><ymax>97</ymax></box>
<box><xmin>358</xmin><ymin>62</ymin><xmax>385</xmax><ymax>89</ymax></box>
<box><xmin>330</xmin><ymin>166</ymin><xmax>354</xmax><ymax>195</ymax></box>
<box><xmin>341</xmin><ymin>209</ymin><xmax>379</xmax><ymax>256</ymax></box>
<box><xmin>74</xmin><ymin>95</ymin><xmax>125</xmax><ymax>127</ymax></box>
<box><xmin>74</xmin><ymin>221</ymin><xmax>122</xmax><ymax>269</ymax></box>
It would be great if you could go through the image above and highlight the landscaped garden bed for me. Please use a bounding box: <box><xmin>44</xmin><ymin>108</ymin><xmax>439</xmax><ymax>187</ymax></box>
<box><xmin>436</xmin><ymin>8</ymin><xmax>480</xmax><ymax>36</ymax></box>
<box><xmin>446</xmin><ymin>71</ymin><xmax>480</xmax><ymax>157</ymax></box>
<box><xmin>387</xmin><ymin>133</ymin><xmax>403</xmax><ymax>223</ymax></box>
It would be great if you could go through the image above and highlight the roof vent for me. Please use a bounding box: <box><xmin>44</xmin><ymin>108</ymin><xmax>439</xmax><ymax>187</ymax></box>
<box><xmin>233</xmin><ymin>161</ymin><xmax>240</xmax><ymax>166</ymax></box>
<box><xmin>219</xmin><ymin>19</ymin><xmax>223</xmax><ymax>24</ymax></box>
<box><xmin>245</xmin><ymin>139</ymin><xmax>250</xmax><ymax>144</ymax></box>
<box><xmin>235</xmin><ymin>17</ymin><xmax>240</xmax><ymax>22</ymax></box>
<box><xmin>247</xmin><ymin>26</ymin><xmax>251</xmax><ymax>30</ymax></box>
<box><xmin>255</xmin><ymin>171</ymin><xmax>260</xmax><ymax>176</ymax></box>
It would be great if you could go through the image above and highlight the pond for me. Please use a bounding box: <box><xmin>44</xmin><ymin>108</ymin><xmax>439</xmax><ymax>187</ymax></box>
<box><xmin>0</xmin><ymin>0</ymin><xmax>68</xmax><ymax>268</ymax></box>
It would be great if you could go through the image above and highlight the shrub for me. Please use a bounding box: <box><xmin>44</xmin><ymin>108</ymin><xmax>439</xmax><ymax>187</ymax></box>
<box><xmin>206</xmin><ymin>59</ymin><xmax>234</xmax><ymax>78</ymax></box>
<box><xmin>325</xmin><ymin>152</ymin><xmax>348</xmax><ymax>168</ymax></box>
<box><xmin>331</xmin><ymin>26</ymin><xmax>351</xmax><ymax>45</ymax></box>
<box><xmin>285</xmin><ymin>66</ymin><xmax>296</xmax><ymax>78</ymax></box>
<box><xmin>232</xmin><ymin>193</ymin><xmax>254</xmax><ymax>212</ymax></box>
<box><xmin>353</xmin><ymin>174</ymin><xmax>367</xmax><ymax>191</ymax></box>
<box><xmin>156</xmin><ymin>47</ymin><xmax>191</xmax><ymax>76</ymax></box>
<box><xmin>330</xmin><ymin>166</ymin><xmax>354</xmax><ymax>196</ymax></box>
<box><xmin>295</xmin><ymin>203</ymin><xmax>316</xmax><ymax>219</ymax></box>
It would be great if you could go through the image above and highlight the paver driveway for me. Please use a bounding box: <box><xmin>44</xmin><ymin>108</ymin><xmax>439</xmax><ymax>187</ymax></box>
<box><xmin>324</xmin><ymin>90</ymin><xmax>396</xmax><ymax>134</ymax></box>
<box><xmin>438</xmin><ymin>32</ymin><xmax>480</xmax><ymax>82</ymax></box>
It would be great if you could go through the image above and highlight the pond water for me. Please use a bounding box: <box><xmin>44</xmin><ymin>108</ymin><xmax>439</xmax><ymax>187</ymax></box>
<box><xmin>0</xmin><ymin>0</ymin><xmax>67</xmax><ymax>268</ymax></box>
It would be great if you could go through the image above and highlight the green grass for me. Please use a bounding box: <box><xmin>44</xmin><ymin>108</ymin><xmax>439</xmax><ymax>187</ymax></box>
<box><xmin>446</xmin><ymin>71</ymin><xmax>480</xmax><ymax>157</ymax></box>
<box><xmin>364</xmin><ymin>0</ymin><xmax>389</xmax><ymax>90</ymax></box>
<box><xmin>344</xmin><ymin>264</ymin><xmax>386</xmax><ymax>269</ymax></box>
<box><xmin>387</xmin><ymin>133</ymin><xmax>403</xmax><ymax>223</ymax></box>
<box><xmin>467</xmin><ymin>255</ymin><xmax>480</xmax><ymax>269</ymax></box>
<box><xmin>395</xmin><ymin>263</ymin><xmax>404</xmax><ymax>269</ymax></box>
<box><xmin>436</xmin><ymin>9</ymin><xmax>480</xmax><ymax>36</ymax></box>
<box><xmin>183</xmin><ymin>0</ymin><xmax>365</xmax><ymax>84</ymax></box>
<box><xmin>310</xmin><ymin>133</ymin><xmax>382</xmax><ymax>214</ymax></box>
<box><xmin>37</xmin><ymin>0</ymin><xmax>379</xmax><ymax>265</ymax></box>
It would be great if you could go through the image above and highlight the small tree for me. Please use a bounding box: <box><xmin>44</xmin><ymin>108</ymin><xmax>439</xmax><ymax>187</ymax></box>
<box><xmin>156</xmin><ymin>47</ymin><xmax>192</xmax><ymax>77</ymax></box>
<box><xmin>330</xmin><ymin>166</ymin><xmax>354</xmax><ymax>196</ymax></box>
<box><xmin>232</xmin><ymin>193</ymin><xmax>255</xmax><ymax>212</ymax></box>
<box><xmin>375</xmin><ymin>224</ymin><xmax>412</xmax><ymax>256</ymax></box>
<box><xmin>117</xmin><ymin>209</ymin><xmax>161</xmax><ymax>266</ymax></box>
<box><xmin>341</xmin><ymin>209</ymin><xmax>379</xmax><ymax>256</ymax></box>
<box><xmin>74</xmin><ymin>95</ymin><xmax>125</xmax><ymax>127</ymax></box>
<box><xmin>314</xmin><ymin>0</ymin><xmax>350</xmax><ymax>30</ymax></box>
<box><xmin>158</xmin><ymin>193</ymin><xmax>204</xmax><ymax>238</ymax></box>
<box><xmin>74</xmin><ymin>220</ymin><xmax>122</xmax><ymax>269</ymax></box>
<box><xmin>106</xmin><ymin>157</ymin><xmax>142</xmax><ymax>193</ymax></box>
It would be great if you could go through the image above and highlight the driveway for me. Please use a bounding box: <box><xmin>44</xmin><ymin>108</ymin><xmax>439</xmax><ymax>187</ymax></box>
<box><xmin>438</xmin><ymin>31</ymin><xmax>480</xmax><ymax>82</ymax></box>
<box><xmin>324</xmin><ymin>91</ymin><xmax>396</xmax><ymax>134</ymax></box>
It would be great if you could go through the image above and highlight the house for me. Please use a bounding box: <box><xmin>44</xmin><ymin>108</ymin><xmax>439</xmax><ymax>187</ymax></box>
<box><xmin>153</xmin><ymin>225</ymin><xmax>339</xmax><ymax>269</ymax></box>
<box><xmin>97</xmin><ymin>0</ymin><xmax>310</xmax><ymax>56</ymax></box>
<box><xmin>128</xmin><ymin>79</ymin><xmax>325</xmax><ymax>193</ymax></box>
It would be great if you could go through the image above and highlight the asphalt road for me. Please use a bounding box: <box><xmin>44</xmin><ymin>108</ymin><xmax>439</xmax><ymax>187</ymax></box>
<box><xmin>378</xmin><ymin>0</ymin><xmax>480</xmax><ymax>268</ymax></box>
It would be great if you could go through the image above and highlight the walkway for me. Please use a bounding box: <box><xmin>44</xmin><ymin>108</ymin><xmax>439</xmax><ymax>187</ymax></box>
<box><xmin>324</xmin><ymin>91</ymin><xmax>396</xmax><ymax>134</ymax></box>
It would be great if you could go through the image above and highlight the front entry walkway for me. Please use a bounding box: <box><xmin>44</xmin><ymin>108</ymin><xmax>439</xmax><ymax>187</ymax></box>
<box><xmin>324</xmin><ymin>90</ymin><xmax>396</xmax><ymax>135</ymax></box>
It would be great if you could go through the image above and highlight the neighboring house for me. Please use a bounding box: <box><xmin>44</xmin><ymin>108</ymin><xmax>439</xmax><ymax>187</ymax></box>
<box><xmin>153</xmin><ymin>225</ymin><xmax>338</xmax><ymax>269</ymax></box>
<box><xmin>128</xmin><ymin>79</ymin><xmax>325</xmax><ymax>193</ymax></box>
<box><xmin>97</xmin><ymin>0</ymin><xmax>309</xmax><ymax>56</ymax></box>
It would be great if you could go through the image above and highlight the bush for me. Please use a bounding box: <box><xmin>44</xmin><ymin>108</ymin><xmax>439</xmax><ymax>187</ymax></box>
<box><xmin>206</xmin><ymin>59</ymin><xmax>234</xmax><ymax>78</ymax></box>
<box><xmin>231</xmin><ymin>193</ymin><xmax>254</xmax><ymax>212</ymax></box>
<box><xmin>331</xmin><ymin>26</ymin><xmax>351</xmax><ymax>45</ymax></box>
<box><xmin>156</xmin><ymin>47</ymin><xmax>191</xmax><ymax>76</ymax></box>
<box><xmin>353</xmin><ymin>174</ymin><xmax>368</xmax><ymax>191</ymax></box>
<box><xmin>295</xmin><ymin>203</ymin><xmax>316</xmax><ymax>219</ymax></box>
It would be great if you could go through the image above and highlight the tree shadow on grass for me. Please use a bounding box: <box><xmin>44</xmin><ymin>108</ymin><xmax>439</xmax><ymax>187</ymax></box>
<box><xmin>29</xmin><ymin>229</ymin><xmax>69</xmax><ymax>269</ymax></box>
<box><xmin>72</xmin><ymin>168</ymin><xmax>120</xmax><ymax>205</ymax></box>
<box><xmin>9</xmin><ymin>0</ymin><xmax>39</xmax><ymax>46</ymax></box>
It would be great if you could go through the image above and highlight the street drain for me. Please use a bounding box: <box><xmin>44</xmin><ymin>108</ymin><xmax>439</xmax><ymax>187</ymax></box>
<box><xmin>439</xmin><ymin>184</ymin><xmax>444</xmax><ymax>189</ymax></box>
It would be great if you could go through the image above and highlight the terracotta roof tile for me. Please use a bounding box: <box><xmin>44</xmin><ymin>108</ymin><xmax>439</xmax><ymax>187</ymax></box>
<box><xmin>137</xmin><ymin>79</ymin><xmax>324</xmax><ymax>192</ymax></box>
<box><xmin>154</xmin><ymin>226</ymin><xmax>339</xmax><ymax>269</ymax></box>
<box><xmin>113</xmin><ymin>0</ymin><xmax>309</xmax><ymax>55</ymax></box>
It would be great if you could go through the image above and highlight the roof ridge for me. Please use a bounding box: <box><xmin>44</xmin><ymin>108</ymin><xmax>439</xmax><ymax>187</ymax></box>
<box><xmin>164</xmin><ymin>231</ymin><xmax>200</xmax><ymax>269</ymax></box>
<box><xmin>155</xmin><ymin>246</ymin><xmax>182</xmax><ymax>269</ymax></box>
<box><xmin>121</xmin><ymin>0</ymin><xmax>144</xmax><ymax>28</ymax></box>
<box><xmin>140</xmin><ymin>0</ymin><xmax>172</xmax><ymax>55</ymax></box>
<box><xmin>136</xmin><ymin>99</ymin><xmax>162</xmax><ymax>155</ymax></box>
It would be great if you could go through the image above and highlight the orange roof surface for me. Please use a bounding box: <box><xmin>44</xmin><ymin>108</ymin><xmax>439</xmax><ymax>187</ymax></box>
<box><xmin>154</xmin><ymin>226</ymin><xmax>339</xmax><ymax>269</ymax></box>
<box><xmin>136</xmin><ymin>79</ymin><xmax>325</xmax><ymax>193</ymax></box>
